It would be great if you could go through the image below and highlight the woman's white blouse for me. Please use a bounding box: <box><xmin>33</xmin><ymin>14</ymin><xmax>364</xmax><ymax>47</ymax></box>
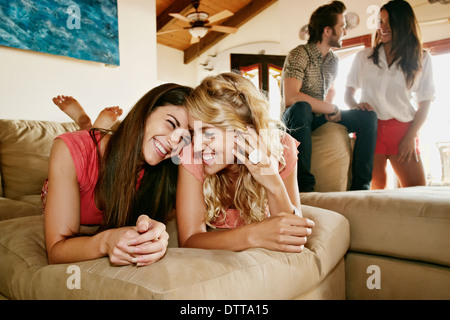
<box><xmin>346</xmin><ymin>47</ymin><xmax>435</xmax><ymax>122</ymax></box>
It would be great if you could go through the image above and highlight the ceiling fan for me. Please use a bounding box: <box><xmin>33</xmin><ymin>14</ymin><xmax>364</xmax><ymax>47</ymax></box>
<box><xmin>157</xmin><ymin>0</ymin><xmax>238</xmax><ymax>44</ymax></box>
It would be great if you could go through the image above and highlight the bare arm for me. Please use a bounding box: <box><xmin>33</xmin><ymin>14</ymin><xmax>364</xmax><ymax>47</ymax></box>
<box><xmin>410</xmin><ymin>101</ymin><xmax>431</xmax><ymax>135</ymax></box>
<box><xmin>344</xmin><ymin>86</ymin><xmax>373</xmax><ymax>111</ymax></box>
<box><xmin>45</xmin><ymin>139</ymin><xmax>168</xmax><ymax>266</ymax></box>
<box><xmin>175</xmin><ymin>165</ymin><xmax>312</xmax><ymax>252</ymax></box>
<box><xmin>233</xmin><ymin>128</ymin><xmax>301</xmax><ymax>217</ymax></box>
<box><xmin>325</xmin><ymin>83</ymin><xmax>336</xmax><ymax>103</ymax></box>
<box><xmin>283</xmin><ymin>77</ymin><xmax>336</xmax><ymax>114</ymax></box>
<box><xmin>44</xmin><ymin>139</ymin><xmax>111</xmax><ymax>263</ymax></box>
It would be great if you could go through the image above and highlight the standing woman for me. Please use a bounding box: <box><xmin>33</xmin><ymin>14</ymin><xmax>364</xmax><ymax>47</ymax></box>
<box><xmin>345</xmin><ymin>0</ymin><xmax>435</xmax><ymax>189</ymax></box>
<box><xmin>176</xmin><ymin>72</ymin><xmax>314</xmax><ymax>252</ymax></box>
<box><xmin>45</xmin><ymin>84</ymin><xmax>192</xmax><ymax>266</ymax></box>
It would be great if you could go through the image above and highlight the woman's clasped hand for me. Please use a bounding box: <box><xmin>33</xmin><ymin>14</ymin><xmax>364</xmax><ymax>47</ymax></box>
<box><xmin>103</xmin><ymin>215</ymin><xmax>169</xmax><ymax>267</ymax></box>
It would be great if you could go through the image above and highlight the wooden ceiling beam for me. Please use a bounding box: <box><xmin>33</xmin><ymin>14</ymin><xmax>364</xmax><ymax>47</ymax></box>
<box><xmin>157</xmin><ymin>0</ymin><xmax>193</xmax><ymax>31</ymax></box>
<box><xmin>183</xmin><ymin>0</ymin><xmax>278</xmax><ymax>64</ymax></box>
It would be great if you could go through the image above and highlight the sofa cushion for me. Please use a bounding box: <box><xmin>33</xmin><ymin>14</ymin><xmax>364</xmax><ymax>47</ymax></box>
<box><xmin>0</xmin><ymin>169</ymin><xmax>3</xmax><ymax>197</ymax></box>
<box><xmin>346</xmin><ymin>252</ymin><xmax>450</xmax><ymax>300</ymax></box>
<box><xmin>311</xmin><ymin>122</ymin><xmax>353</xmax><ymax>192</ymax></box>
<box><xmin>0</xmin><ymin>197</ymin><xmax>42</xmax><ymax>221</ymax></box>
<box><xmin>0</xmin><ymin>120</ymin><xmax>79</xmax><ymax>200</ymax></box>
<box><xmin>301</xmin><ymin>186</ymin><xmax>450</xmax><ymax>267</ymax></box>
<box><xmin>0</xmin><ymin>205</ymin><xmax>349</xmax><ymax>299</ymax></box>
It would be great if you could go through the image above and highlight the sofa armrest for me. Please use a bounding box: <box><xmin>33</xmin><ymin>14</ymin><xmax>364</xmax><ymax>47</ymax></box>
<box><xmin>301</xmin><ymin>186</ymin><xmax>450</xmax><ymax>267</ymax></box>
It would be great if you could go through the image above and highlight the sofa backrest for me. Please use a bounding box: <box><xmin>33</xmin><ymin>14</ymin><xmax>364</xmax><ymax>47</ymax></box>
<box><xmin>0</xmin><ymin>119</ymin><xmax>79</xmax><ymax>200</ymax></box>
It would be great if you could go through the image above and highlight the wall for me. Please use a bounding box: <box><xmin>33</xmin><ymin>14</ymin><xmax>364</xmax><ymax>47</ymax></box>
<box><xmin>2</xmin><ymin>0</ymin><xmax>448</xmax><ymax>122</ymax></box>
<box><xmin>158</xmin><ymin>0</ymin><xmax>450</xmax><ymax>87</ymax></box>
<box><xmin>413</xmin><ymin>1</ymin><xmax>450</xmax><ymax>42</ymax></box>
<box><xmin>280</xmin><ymin>0</ymin><xmax>383</xmax><ymax>54</ymax></box>
<box><xmin>194</xmin><ymin>1</ymin><xmax>282</xmax><ymax>83</ymax></box>
<box><xmin>157</xmin><ymin>44</ymin><xmax>197</xmax><ymax>86</ymax></box>
<box><xmin>154</xmin><ymin>1</ymin><xmax>282</xmax><ymax>87</ymax></box>
<box><xmin>278</xmin><ymin>0</ymin><xmax>450</xmax><ymax>52</ymax></box>
<box><xmin>0</xmin><ymin>0</ymin><xmax>157</xmax><ymax>122</ymax></box>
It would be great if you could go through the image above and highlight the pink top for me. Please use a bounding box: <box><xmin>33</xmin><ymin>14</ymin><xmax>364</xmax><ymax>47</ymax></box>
<box><xmin>56</xmin><ymin>131</ymin><xmax>104</xmax><ymax>225</ymax></box>
<box><xmin>55</xmin><ymin>131</ymin><xmax>143</xmax><ymax>225</ymax></box>
<box><xmin>180</xmin><ymin>133</ymin><xmax>300</xmax><ymax>229</ymax></box>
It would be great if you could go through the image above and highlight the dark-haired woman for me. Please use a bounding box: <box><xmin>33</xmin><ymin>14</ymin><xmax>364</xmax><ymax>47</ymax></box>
<box><xmin>345</xmin><ymin>0</ymin><xmax>434</xmax><ymax>189</ymax></box>
<box><xmin>44</xmin><ymin>84</ymin><xmax>192</xmax><ymax>266</ymax></box>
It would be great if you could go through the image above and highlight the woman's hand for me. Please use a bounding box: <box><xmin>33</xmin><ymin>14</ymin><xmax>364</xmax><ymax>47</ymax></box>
<box><xmin>248</xmin><ymin>212</ymin><xmax>315</xmax><ymax>253</ymax></box>
<box><xmin>352</xmin><ymin>102</ymin><xmax>373</xmax><ymax>111</ymax></box>
<box><xmin>398</xmin><ymin>133</ymin><xmax>418</xmax><ymax>164</ymax></box>
<box><xmin>129</xmin><ymin>215</ymin><xmax>169</xmax><ymax>266</ymax></box>
<box><xmin>103</xmin><ymin>215</ymin><xmax>168</xmax><ymax>267</ymax></box>
<box><xmin>344</xmin><ymin>87</ymin><xmax>374</xmax><ymax>112</ymax></box>
<box><xmin>232</xmin><ymin>127</ymin><xmax>281</xmax><ymax>192</ymax></box>
<box><xmin>233</xmin><ymin>126</ymin><xmax>301</xmax><ymax>216</ymax></box>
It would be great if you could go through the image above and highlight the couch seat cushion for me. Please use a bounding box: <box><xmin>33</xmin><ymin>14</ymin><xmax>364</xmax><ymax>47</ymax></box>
<box><xmin>301</xmin><ymin>187</ymin><xmax>450</xmax><ymax>267</ymax></box>
<box><xmin>0</xmin><ymin>197</ymin><xmax>42</xmax><ymax>221</ymax></box>
<box><xmin>0</xmin><ymin>206</ymin><xmax>349</xmax><ymax>299</ymax></box>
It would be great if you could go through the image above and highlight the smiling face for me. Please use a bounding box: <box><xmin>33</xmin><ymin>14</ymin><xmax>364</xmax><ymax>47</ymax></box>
<box><xmin>190</xmin><ymin>116</ymin><xmax>238</xmax><ymax>176</ymax></box>
<box><xmin>378</xmin><ymin>9</ymin><xmax>392</xmax><ymax>44</ymax></box>
<box><xmin>142</xmin><ymin>104</ymin><xmax>190</xmax><ymax>166</ymax></box>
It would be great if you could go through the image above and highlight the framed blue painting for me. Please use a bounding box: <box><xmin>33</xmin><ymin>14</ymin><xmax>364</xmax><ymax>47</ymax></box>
<box><xmin>0</xmin><ymin>0</ymin><xmax>120</xmax><ymax>65</ymax></box>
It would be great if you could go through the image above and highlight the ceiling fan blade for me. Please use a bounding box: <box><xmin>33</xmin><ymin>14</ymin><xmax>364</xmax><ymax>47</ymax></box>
<box><xmin>190</xmin><ymin>36</ymin><xmax>200</xmax><ymax>45</ymax></box>
<box><xmin>169</xmin><ymin>13</ymin><xmax>191</xmax><ymax>23</ymax></box>
<box><xmin>157</xmin><ymin>28</ymin><xmax>186</xmax><ymax>35</ymax></box>
<box><xmin>207</xmin><ymin>10</ymin><xmax>233</xmax><ymax>24</ymax></box>
<box><xmin>210</xmin><ymin>25</ymin><xmax>238</xmax><ymax>34</ymax></box>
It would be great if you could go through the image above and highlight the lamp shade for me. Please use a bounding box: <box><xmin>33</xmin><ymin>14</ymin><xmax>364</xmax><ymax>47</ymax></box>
<box><xmin>189</xmin><ymin>26</ymin><xmax>208</xmax><ymax>38</ymax></box>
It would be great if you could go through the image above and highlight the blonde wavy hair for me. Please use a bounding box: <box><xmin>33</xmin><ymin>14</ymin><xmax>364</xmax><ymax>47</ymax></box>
<box><xmin>185</xmin><ymin>72</ymin><xmax>287</xmax><ymax>228</ymax></box>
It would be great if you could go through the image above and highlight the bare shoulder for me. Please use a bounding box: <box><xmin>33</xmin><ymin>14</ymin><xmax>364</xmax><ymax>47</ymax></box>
<box><xmin>49</xmin><ymin>138</ymin><xmax>76</xmax><ymax>178</ymax></box>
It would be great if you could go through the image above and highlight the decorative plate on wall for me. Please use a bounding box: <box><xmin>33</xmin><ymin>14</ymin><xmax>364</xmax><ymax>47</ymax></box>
<box><xmin>299</xmin><ymin>24</ymin><xmax>309</xmax><ymax>41</ymax></box>
<box><xmin>345</xmin><ymin>12</ymin><xmax>360</xmax><ymax>30</ymax></box>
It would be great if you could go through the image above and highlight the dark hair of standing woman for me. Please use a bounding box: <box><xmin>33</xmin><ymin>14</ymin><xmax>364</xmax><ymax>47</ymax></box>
<box><xmin>369</xmin><ymin>0</ymin><xmax>423</xmax><ymax>88</ymax></box>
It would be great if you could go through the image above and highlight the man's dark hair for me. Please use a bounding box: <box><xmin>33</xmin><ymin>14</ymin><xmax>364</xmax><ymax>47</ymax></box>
<box><xmin>307</xmin><ymin>1</ymin><xmax>346</xmax><ymax>44</ymax></box>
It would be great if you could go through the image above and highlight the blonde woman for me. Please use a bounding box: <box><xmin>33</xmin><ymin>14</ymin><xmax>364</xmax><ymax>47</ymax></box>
<box><xmin>176</xmin><ymin>72</ymin><xmax>314</xmax><ymax>252</ymax></box>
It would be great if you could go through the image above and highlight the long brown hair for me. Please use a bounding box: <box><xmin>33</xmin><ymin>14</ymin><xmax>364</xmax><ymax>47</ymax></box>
<box><xmin>95</xmin><ymin>84</ymin><xmax>192</xmax><ymax>230</ymax></box>
<box><xmin>369</xmin><ymin>0</ymin><xmax>423</xmax><ymax>88</ymax></box>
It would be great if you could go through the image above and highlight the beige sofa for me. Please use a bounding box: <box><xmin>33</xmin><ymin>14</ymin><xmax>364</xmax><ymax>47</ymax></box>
<box><xmin>301</xmin><ymin>187</ymin><xmax>450</xmax><ymax>299</ymax></box>
<box><xmin>0</xmin><ymin>119</ymin><xmax>448</xmax><ymax>300</ymax></box>
<box><xmin>0</xmin><ymin>119</ymin><xmax>349</xmax><ymax>300</ymax></box>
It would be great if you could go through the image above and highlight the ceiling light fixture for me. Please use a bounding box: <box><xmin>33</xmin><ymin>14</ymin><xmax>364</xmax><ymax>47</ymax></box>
<box><xmin>188</xmin><ymin>26</ymin><xmax>209</xmax><ymax>39</ymax></box>
<box><xmin>157</xmin><ymin>0</ymin><xmax>237</xmax><ymax>44</ymax></box>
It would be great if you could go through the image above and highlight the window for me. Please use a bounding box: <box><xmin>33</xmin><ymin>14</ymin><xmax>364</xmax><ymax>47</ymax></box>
<box><xmin>333</xmin><ymin>34</ymin><xmax>372</xmax><ymax>109</ymax></box>
<box><xmin>421</xmin><ymin>48</ymin><xmax>450</xmax><ymax>184</ymax></box>
<box><xmin>230</xmin><ymin>54</ymin><xmax>286</xmax><ymax>120</ymax></box>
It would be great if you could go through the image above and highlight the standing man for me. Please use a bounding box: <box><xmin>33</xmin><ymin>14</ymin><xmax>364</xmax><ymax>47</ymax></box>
<box><xmin>282</xmin><ymin>0</ymin><xmax>377</xmax><ymax>192</ymax></box>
